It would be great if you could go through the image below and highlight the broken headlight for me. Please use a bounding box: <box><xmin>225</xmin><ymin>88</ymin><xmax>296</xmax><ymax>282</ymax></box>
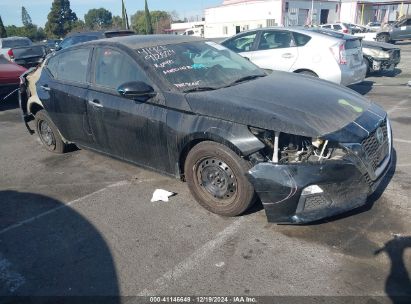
<box><xmin>249</xmin><ymin>127</ymin><xmax>347</xmax><ymax>164</ymax></box>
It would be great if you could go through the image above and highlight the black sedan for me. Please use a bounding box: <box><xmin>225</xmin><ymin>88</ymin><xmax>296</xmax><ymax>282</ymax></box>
<box><xmin>19</xmin><ymin>35</ymin><xmax>392</xmax><ymax>223</ymax></box>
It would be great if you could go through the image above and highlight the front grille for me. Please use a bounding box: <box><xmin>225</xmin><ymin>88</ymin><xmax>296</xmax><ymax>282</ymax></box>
<box><xmin>361</xmin><ymin>120</ymin><xmax>389</xmax><ymax>172</ymax></box>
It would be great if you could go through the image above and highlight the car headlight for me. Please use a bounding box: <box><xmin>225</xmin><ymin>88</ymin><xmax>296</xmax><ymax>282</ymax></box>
<box><xmin>363</xmin><ymin>48</ymin><xmax>390</xmax><ymax>59</ymax></box>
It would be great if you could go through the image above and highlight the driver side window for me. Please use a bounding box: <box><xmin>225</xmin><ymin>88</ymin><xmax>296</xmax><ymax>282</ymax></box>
<box><xmin>224</xmin><ymin>32</ymin><xmax>257</xmax><ymax>53</ymax></box>
<box><xmin>94</xmin><ymin>48</ymin><xmax>148</xmax><ymax>90</ymax></box>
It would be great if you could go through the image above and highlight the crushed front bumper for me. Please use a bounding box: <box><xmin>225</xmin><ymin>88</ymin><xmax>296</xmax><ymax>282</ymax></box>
<box><xmin>247</xmin><ymin>155</ymin><xmax>391</xmax><ymax>224</ymax></box>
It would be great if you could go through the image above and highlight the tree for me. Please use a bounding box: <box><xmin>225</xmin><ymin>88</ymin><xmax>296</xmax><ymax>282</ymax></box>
<box><xmin>112</xmin><ymin>16</ymin><xmax>123</xmax><ymax>29</ymax></box>
<box><xmin>84</xmin><ymin>8</ymin><xmax>112</xmax><ymax>30</ymax></box>
<box><xmin>21</xmin><ymin>6</ymin><xmax>33</xmax><ymax>27</ymax></box>
<box><xmin>121</xmin><ymin>0</ymin><xmax>130</xmax><ymax>30</ymax></box>
<box><xmin>0</xmin><ymin>16</ymin><xmax>7</xmax><ymax>38</ymax></box>
<box><xmin>45</xmin><ymin>0</ymin><xmax>78</xmax><ymax>38</ymax></box>
<box><xmin>131</xmin><ymin>10</ymin><xmax>171</xmax><ymax>34</ymax></box>
<box><xmin>144</xmin><ymin>0</ymin><xmax>153</xmax><ymax>34</ymax></box>
<box><xmin>71</xmin><ymin>19</ymin><xmax>86</xmax><ymax>32</ymax></box>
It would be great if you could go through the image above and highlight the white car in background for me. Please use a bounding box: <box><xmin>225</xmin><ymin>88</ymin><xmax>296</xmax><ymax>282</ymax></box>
<box><xmin>221</xmin><ymin>27</ymin><xmax>366</xmax><ymax>86</ymax></box>
<box><xmin>319</xmin><ymin>23</ymin><xmax>352</xmax><ymax>34</ymax></box>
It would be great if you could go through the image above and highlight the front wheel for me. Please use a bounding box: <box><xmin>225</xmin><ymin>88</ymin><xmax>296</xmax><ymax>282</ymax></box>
<box><xmin>184</xmin><ymin>141</ymin><xmax>256</xmax><ymax>216</ymax></box>
<box><xmin>35</xmin><ymin>110</ymin><xmax>67</xmax><ymax>153</ymax></box>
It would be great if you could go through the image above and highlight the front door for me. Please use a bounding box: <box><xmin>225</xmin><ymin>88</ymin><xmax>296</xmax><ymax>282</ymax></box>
<box><xmin>248</xmin><ymin>30</ymin><xmax>298</xmax><ymax>72</ymax></box>
<box><xmin>391</xmin><ymin>18</ymin><xmax>411</xmax><ymax>40</ymax></box>
<box><xmin>87</xmin><ymin>47</ymin><xmax>170</xmax><ymax>172</ymax></box>
<box><xmin>36</xmin><ymin>47</ymin><xmax>95</xmax><ymax>147</ymax></box>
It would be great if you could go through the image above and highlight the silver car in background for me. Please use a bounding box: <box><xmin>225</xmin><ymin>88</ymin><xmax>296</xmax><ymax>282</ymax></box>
<box><xmin>221</xmin><ymin>27</ymin><xmax>366</xmax><ymax>86</ymax></box>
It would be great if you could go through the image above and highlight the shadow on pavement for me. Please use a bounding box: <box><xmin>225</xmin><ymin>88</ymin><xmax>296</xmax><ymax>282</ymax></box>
<box><xmin>375</xmin><ymin>236</ymin><xmax>411</xmax><ymax>304</ymax></box>
<box><xmin>0</xmin><ymin>190</ymin><xmax>119</xmax><ymax>301</ymax></box>
<box><xmin>349</xmin><ymin>80</ymin><xmax>374</xmax><ymax>95</ymax></box>
<box><xmin>0</xmin><ymin>93</ymin><xmax>19</xmax><ymax>112</ymax></box>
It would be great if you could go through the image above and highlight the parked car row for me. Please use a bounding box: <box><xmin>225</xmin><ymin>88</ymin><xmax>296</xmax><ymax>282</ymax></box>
<box><xmin>19</xmin><ymin>34</ymin><xmax>393</xmax><ymax>224</ymax></box>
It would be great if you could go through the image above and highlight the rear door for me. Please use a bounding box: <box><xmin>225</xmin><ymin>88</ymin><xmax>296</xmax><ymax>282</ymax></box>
<box><xmin>248</xmin><ymin>30</ymin><xmax>298</xmax><ymax>72</ymax></box>
<box><xmin>37</xmin><ymin>47</ymin><xmax>95</xmax><ymax>147</ymax></box>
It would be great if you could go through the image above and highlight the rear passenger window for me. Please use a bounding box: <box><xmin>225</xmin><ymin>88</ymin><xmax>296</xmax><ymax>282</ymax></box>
<box><xmin>345</xmin><ymin>39</ymin><xmax>361</xmax><ymax>49</ymax></box>
<box><xmin>57</xmin><ymin>49</ymin><xmax>90</xmax><ymax>83</ymax></box>
<box><xmin>333</xmin><ymin>25</ymin><xmax>342</xmax><ymax>30</ymax></box>
<box><xmin>94</xmin><ymin>48</ymin><xmax>147</xmax><ymax>90</ymax></box>
<box><xmin>293</xmin><ymin>32</ymin><xmax>311</xmax><ymax>46</ymax></box>
<box><xmin>322</xmin><ymin>25</ymin><xmax>332</xmax><ymax>28</ymax></box>
<box><xmin>46</xmin><ymin>48</ymin><xmax>90</xmax><ymax>83</ymax></box>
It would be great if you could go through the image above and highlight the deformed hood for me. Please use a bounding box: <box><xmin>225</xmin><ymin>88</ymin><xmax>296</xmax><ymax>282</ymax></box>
<box><xmin>185</xmin><ymin>72</ymin><xmax>372</xmax><ymax>137</ymax></box>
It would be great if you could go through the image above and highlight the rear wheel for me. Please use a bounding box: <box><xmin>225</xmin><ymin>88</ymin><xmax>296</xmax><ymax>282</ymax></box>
<box><xmin>184</xmin><ymin>141</ymin><xmax>256</xmax><ymax>216</ymax></box>
<box><xmin>35</xmin><ymin>110</ymin><xmax>67</xmax><ymax>153</ymax></box>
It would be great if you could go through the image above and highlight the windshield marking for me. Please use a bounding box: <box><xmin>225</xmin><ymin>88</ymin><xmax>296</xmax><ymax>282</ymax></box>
<box><xmin>137</xmin><ymin>46</ymin><xmax>176</xmax><ymax>62</ymax></box>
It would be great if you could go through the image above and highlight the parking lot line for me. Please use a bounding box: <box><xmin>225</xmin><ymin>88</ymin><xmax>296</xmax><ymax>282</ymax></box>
<box><xmin>138</xmin><ymin>217</ymin><xmax>247</xmax><ymax>296</ymax></box>
<box><xmin>387</xmin><ymin>98</ymin><xmax>410</xmax><ymax>114</ymax></box>
<box><xmin>0</xmin><ymin>180</ymin><xmax>129</xmax><ymax>236</ymax></box>
<box><xmin>394</xmin><ymin>138</ymin><xmax>411</xmax><ymax>144</ymax></box>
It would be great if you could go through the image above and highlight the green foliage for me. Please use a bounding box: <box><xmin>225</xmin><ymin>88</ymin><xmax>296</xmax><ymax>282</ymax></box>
<box><xmin>71</xmin><ymin>20</ymin><xmax>86</xmax><ymax>32</ymax></box>
<box><xmin>45</xmin><ymin>0</ymin><xmax>78</xmax><ymax>38</ymax></box>
<box><xmin>131</xmin><ymin>10</ymin><xmax>171</xmax><ymax>34</ymax></box>
<box><xmin>0</xmin><ymin>16</ymin><xmax>7</xmax><ymax>38</ymax></box>
<box><xmin>84</xmin><ymin>8</ymin><xmax>112</xmax><ymax>30</ymax></box>
<box><xmin>21</xmin><ymin>6</ymin><xmax>33</xmax><ymax>27</ymax></box>
<box><xmin>112</xmin><ymin>16</ymin><xmax>123</xmax><ymax>29</ymax></box>
<box><xmin>144</xmin><ymin>0</ymin><xmax>153</xmax><ymax>34</ymax></box>
<box><xmin>4</xmin><ymin>25</ymin><xmax>45</xmax><ymax>41</ymax></box>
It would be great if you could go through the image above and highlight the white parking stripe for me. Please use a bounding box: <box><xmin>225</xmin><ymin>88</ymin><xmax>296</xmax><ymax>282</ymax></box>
<box><xmin>138</xmin><ymin>217</ymin><xmax>247</xmax><ymax>296</ymax></box>
<box><xmin>0</xmin><ymin>180</ymin><xmax>129</xmax><ymax>236</ymax></box>
<box><xmin>387</xmin><ymin>98</ymin><xmax>410</xmax><ymax>114</ymax></box>
<box><xmin>394</xmin><ymin>138</ymin><xmax>411</xmax><ymax>144</ymax></box>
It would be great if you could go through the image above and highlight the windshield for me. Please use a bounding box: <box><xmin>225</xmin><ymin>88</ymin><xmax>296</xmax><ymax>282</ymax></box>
<box><xmin>135</xmin><ymin>41</ymin><xmax>265</xmax><ymax>92</ymax></box>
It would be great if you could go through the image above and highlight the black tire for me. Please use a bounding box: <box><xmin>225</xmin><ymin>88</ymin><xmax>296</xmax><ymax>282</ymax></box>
<box><xmin>184</xmin><ymin>141</ymin><xmax>256</xmax><ymax>217</ymax></box>
<box><xmin>297</xmin><ymin>70</ymin><xmax>318</xmax><ymax>77</ymax></box>
<box><xmin>35</xmin><ymin>110</ymin><xmax>67</xmax><ymax>153</ymax></box>
<box><xmin>377</xmin><ymin>33</ymin><xmax>390</xmax><ymax>43</ymax></box>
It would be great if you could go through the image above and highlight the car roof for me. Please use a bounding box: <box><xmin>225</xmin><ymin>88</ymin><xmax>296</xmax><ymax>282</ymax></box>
<box><xmin>66</xmin><ymin>30</ymin><xmax>135</xmax><ymax>38</ymax></box>
<box><xmin>221</xmin><ymin>27</ymin><xmax>341</xmax><ymax>42</ymax></box>
<box><xmin>0</xmin><ymin>36</ymin><xmax>30</xmax><ymax>41</ymax></box>
<box><xmin>89</xmin><ymin>34</ymin><xmax>204</xmax><ymax>49</ymax></box>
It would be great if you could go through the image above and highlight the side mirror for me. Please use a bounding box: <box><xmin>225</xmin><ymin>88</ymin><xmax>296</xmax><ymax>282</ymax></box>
<box><xmin>117</xmin><ymin>81</ymin><xmax>156</xmax><ymax>100</ymax></box>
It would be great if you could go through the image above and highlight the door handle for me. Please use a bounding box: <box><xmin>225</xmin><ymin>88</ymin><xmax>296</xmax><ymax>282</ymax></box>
<box><xmin>88</xmin><ymin>99</ymin><xmax>103</xmax><ymax>108</ymax></box>
<box><xmin>40</xmin><ymin>85</ymin><xmax>50</xmax><ymax>91</ymax></box>
<box><xmin>282</xmin><ymin>53</ymin><xmax>294</xmax><ymax>59</ymax></box>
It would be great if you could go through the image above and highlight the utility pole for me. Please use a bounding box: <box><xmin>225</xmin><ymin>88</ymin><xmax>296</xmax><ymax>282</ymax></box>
<box><xmin>311</xmin><ymin>0</ymin><xmax>315</xmax><ymax>25</ymax></box>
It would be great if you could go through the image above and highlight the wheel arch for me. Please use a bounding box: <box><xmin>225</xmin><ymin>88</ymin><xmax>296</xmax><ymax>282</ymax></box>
<box><xmin>293</xmin><ymin>69</ymin><xmax>318</xmax><ymax>76</ymax></box>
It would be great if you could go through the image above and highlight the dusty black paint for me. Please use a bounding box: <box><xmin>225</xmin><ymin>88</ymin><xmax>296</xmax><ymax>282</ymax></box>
<box><xmin>20</xmin><ymin>36</ymin><xmax>392</xmax><ymax>223</ymax></box>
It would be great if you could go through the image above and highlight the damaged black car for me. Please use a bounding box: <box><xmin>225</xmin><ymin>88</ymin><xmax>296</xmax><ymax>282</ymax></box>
<box><xmin>19</xmin><ymin>35</ymin><xmax>392</xmax><ymax>223</ymax></box>
<box><xmin>362</xmin><ymin>40</ymin><xmax>401</xmax><ymax>75</ymax></box>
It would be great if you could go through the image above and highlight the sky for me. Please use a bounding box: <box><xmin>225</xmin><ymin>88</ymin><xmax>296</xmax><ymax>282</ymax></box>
<box><xmin>0</xmin><ymin>0</ymin><xmax>223</xmax><ymax>27</ymax></box>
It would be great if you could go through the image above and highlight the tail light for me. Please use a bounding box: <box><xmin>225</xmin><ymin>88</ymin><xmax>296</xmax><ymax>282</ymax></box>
<box><xmin>330</xmin><ymin>43</ymin><xmax>347</xmax><ymax>65</ymax></box>
<box><xmin>342</xmin><ymin>29</ymin><xmax>349</xmax><ymax>33</ymax></box>
<box><xmin>7</xmin><ymin>49</ymin><xmax>14</xmax><ymax>60</ymax></box>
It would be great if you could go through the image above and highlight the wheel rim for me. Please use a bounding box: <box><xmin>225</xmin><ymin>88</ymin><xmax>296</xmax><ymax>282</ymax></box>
<box><xmin>196</xmin><ymin>157</ymin><xmax>237</xmax><ymax>201</ymax></box>
<box><xmin>38</xmin><ymin>120</ymin><xmax>56</xmax><ymax>149</ymax></box>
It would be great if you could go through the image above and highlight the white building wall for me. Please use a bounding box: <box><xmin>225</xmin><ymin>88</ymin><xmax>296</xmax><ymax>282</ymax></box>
<box><xmin>340</xmin><ymin>1</ymin><xmax>358</xmax><ymax>23</ymax></box>
<box><xmin>286</xmin><ymin>0</ymin><xmax>340</xmax><ymax>25</ymax></box>
<box><xmin>204</xmin><ymin>0</ymin><xmax>282</xmax><ymax>38</ymax></box>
